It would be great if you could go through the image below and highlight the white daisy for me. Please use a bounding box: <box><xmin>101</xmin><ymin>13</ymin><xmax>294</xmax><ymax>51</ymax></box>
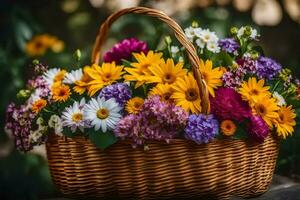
<box><xmin>184</xmin><ymin>27</ymin><xmax>196</xmax><ymax>41</ymax></box>
<box><xmin>42</xmin><ymin>68</ymin><xmax>61</xmax><ymax>86</ymax></box>
<box><xmin>206</xmin><ymin>41</ymin><xmax>221</xmax><ymax>53</ymax></box>
<box><xmin>198</xmin><ymin>29</ymin><xmax>218</xmax><ymax>43</ymax></box>
<box><xmin>48</xmin><ymin>115</ymin><xmax>63</xmax><ymax>136</ymax></box>
<box><xmin>84</xmin><ymin>97</ymin><xmax>122</xmax><ymax>132</ymax></box>
<box><xmin>61</xmin><ymin>98</ymin><xmax>86</xmax><ymax>133</ymax></box>
<box><xmin>63</xmin><ymin>69</ymin><xmax>83</xmax><ymax>84</ymax></box>
<box><xmin>170</xmin><ymin>46</ymin><xmax>180</xmax><ymax>56</ymax></box>
<box><xmin>273</xmin><ymin>91</ymin><xmax>286</xmax><ymax>106</ymax></box>
<box><xmin>237</xmin><ymin>26</ymin><xmax>259</xmax><ymax>40</ymax></box>
<box><xmin>193</xmin><ymin>27</ymin><xmax>203</xmax><ymax>38</ymax></box>
<box><xmin>195</xmin><ymin>38</ymin><xmax>205</xmax><ymax>49</ymax></box>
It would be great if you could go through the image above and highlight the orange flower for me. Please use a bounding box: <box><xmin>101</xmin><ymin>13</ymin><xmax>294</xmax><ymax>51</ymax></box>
<box><xmin>52</xmin><ymin>84</ymin><xmax>71</xmax><ymax>102</ymax></box>
<box><xmin>32</xmin><ymin>99</ymin><xmax>47</xmax><ymax>113</ymax></box>
<box><xmin>220</xmin><ymin>120</ymin><xmax>237</xmax><ymax>136</ymax></box>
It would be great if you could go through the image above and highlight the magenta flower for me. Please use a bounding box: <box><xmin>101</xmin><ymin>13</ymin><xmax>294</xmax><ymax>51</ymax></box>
<box><xmin>103</xmin><ymin>38</ymin><xmax>148</xmax><ymax>64</ymax></box>
<box><xmin>210</xmin><ymin>88</ymin><xmax>251</xmax><ymax>122</ymax></box>
<box><xmin>247</xmin><ymin>115</ymin><xmax>269</xmax><ymax>143</ymax></box>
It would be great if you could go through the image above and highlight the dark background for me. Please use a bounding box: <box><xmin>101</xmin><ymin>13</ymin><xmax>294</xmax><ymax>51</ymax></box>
<box><xmin>0</xmin><ymin>0</ymin><xmax>299</xmax><ymax>199</ymax></box>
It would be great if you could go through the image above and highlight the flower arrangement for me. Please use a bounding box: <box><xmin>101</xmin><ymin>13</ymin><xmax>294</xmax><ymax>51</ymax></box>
<box><xmin>6</xmin><ymin>24</ymin><xmax>299</xmax><ymax>151</ymax></box>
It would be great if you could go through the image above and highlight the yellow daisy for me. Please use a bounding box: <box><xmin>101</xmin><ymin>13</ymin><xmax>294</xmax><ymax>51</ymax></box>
<box><xmin>31</xmin><ymin>99</ymin><xmax>47</xmax><ymax>113</ymax></box>
<box><xmin>251</xmin><ymin>95</ymin><xmax>279</xmax><ymax>128</ymax></box>
<box><xmin>147</xmin><ymin>58</ymin><xmax>187</xmax><ymax>85</ymax></box>
<box><xmin>171</xmin><ymin>73</ymin><xmax>201</xmax><ymax>114</ymax></box>
<box><xmin>124</xmin><ymin>51</ymin><xmax>164</xmax><ymax>88</ymax></box>
<box><xmin>52</xmin><ymin>84</ymin><xmax>71</xmax><ymax>102</ymax></box>
<box><xmin>199</xmin><ymin>59</ymin><xmax>223</xmax><ymax>97</ymax></box>
<box><xmin>149</xmin><ymin>84</ymin><xmax>174</xmax><ymax>102</ymax></box>
<box><xmin>74</xmin><ymin>66</ymin><xmax>94</xmax><ymax>95</ymax></box>
<box><xmin>126</xmin><ymin>97</ymin><xmax>144</xmax><ymax>114</ymax></box>
<box><xmin>85</xmin><ymin>62</ymin><xmax>124</xmax><ymax>96</ymax></box>
<box><xmin>239</xmin><ymin>77</ymin><xmax>271</xmax><ymax>103</ymax></box>
<box><xmin>274</xmin><ymin>106</ymin><xmax>296</xmax><ymax>139</ymax></box>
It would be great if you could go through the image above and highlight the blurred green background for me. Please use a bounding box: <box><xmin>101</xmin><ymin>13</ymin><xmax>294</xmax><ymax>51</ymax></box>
<box><xmin>0</xmin><ymin>0</ymin><xmax>300</xmax><ymax>199</ymax></box>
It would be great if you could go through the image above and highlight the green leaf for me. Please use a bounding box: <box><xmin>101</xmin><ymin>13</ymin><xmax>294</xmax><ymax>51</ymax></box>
<box><xmin>62</xmin><ymin>127</ymin><xmax>76</xmax><ymax>138</ymax></box>
<box><xmin>88</xmin><ymin>130</ymin><xmax>117</xmax><ymax>149</ymax></box>
<box><xmin>234</xmin><ymin>121</ymin><xmax>248</xmax><ymax>140</ymax></box>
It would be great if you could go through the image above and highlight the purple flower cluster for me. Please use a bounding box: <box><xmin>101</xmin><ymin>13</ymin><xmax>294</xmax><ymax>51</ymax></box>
<box><xmin>103</xmin><ymin>38</ymin><xmax>148</xmax><ymax>64</ymax></box>
<box><xmin>257</xmin><ymin>56</ymin><xmax>282</xmax><ymax>80</ymax></box>
<box><xmin>247</xmin><ymin>115</ymin><xmax>269</xmax><ymax>143</ymax></box>
<box><xmin>114</xmin><ymin>95</ymin><xmax>188</xmax><ymax>147</ymax></box>
<box><xmin>236</xmin><ymin>56</ymin><xmax>258</xmax><ymax>73</ymax></box>
<box><xmin>184</xmin><ymin>114</ymin><xmax>219</xmax><ymax>144</ymax></box>
<box><xmin>5</xmin><ymin>103</ymin><xmax>35</xmax><ymax>152</ymax></box>
<box><xmin>27</xmin><ymin>75</ymin><xmax>51</xmax><ymax>99</ymax></box>
<box><xmin>222</xmin><ymin>56</ymin><xmax>258</xmax><ymax>89</ymax></box>
<box><xmin>98</xmin><ymin>83</ymin><xmax>132</xmax><ymax>106</ymax></box>
<box><xmin>218</xmin><ymin>38</ymin><xmax>239</xmax><ymax>54</ymax></box>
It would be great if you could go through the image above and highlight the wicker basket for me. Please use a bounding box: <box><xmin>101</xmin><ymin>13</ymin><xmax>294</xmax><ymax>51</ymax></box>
<box><xmin>46</xmin><ymin>7</ymin><xmax>280</xmax><ymax>200</ymax></box>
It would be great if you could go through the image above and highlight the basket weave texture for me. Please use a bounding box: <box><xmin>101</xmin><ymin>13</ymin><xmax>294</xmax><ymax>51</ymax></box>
<box><xmin>46</xmin><ymin>134</ymin><xmax>279</xmax><ymax>200</ymax></box>
<box><xmin>46</xmin><ymin>6</ymin><xmax>280</xmax><ymax>200</ymax></box>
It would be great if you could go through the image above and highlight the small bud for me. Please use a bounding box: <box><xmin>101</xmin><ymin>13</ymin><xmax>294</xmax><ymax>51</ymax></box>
<box><xmin>249</xmin><ymin>50</ymin><xmax>259</xmax><ymax>59</ymax></box>
<box><xmin>244</xmin><ymin>26</ymin><xmax>252</xmax><ymax>37</ymax></box>
<box><xmin>32</xmin><ymin>59</ymin><xmax>40</xmax><ymax>66</ymax></box>
<box><xmin>17</xmin><ymin>89</ymin><xmax>31</xmax><ymax>99</ymax></box>
<box><xmin>74</xmin><ymin>49</ymin><xmax>81</xmax><ymax>62</ymax></box>
<box><xmin>192</xmin><ymin>21</ymin><xmax>199</xmax><ymax>28</ymax></box>
<box><xmin>230</xmin><ymin>27</ymin><xmax>238</xmax><ymax>35</ymax></box>
<box><xmin>165</xmin><ymin>36</ymin><xmax>172</xmax><ymax>45</ymax></box>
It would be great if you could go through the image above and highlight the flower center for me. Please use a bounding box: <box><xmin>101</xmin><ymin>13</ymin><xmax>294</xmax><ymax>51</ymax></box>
<box><xmin>34</xmin><ymin>41</ymin><xmax>44</xmax><ymax>49</ymax></box>
<box><xmin>133</xmin><ymin>102</ymin><xmax>142</xmax><ymax>110</ymax></box>
<box><xmin>250</xmin><ymin>89</ymin><xmax>259</xmax><ymax>95</ymax></box>
<box><xmin>256</xmin><ymin>104</ymin><xmax>266</xmax><ymax>116</ymax></box>
<box><xmin>163</xmin><ymin>73</ymin><xmax>176</xmax><ymax>84</ymax></box>
<box><xmin>140</xmin><ymin>63</ymin><xmax>150</xmax><ymax>71</ymax></box>
<box><xmin>58</xmin><ymin>89</ymin><xmax>67</xmax><ymax>97</ymax></box>
<box><xmin>103</xmin><ymin>73</ymin><xmax>111</xmax><ymax>81</ymax></box>
<box><xmin>162</xmin><ymin>92</ymin><xmax>172</xmax><ymax>101</ymax></box>
<box><xmin>279</xmin><ymin>113</ymin><xmax>285</xmax><ymax>122</ymax></box>
<box><xmin>185</xmin><ymin>88</ymin><xmax>198</xmax><ymax>101</ymax></box>
<box><xmin>72</xmin><ymin>113</ymin><xmax>83</xmax><ymax>122</ymax></box>
<box><xmin>97</xmin><ymin>108</ymin><xmax>109</xmax><ymax>119</ymax></box>
<box><xmin>202</xmin><ymin>72</ymin><xmax>208</xmax><ymax>81</ymax></box>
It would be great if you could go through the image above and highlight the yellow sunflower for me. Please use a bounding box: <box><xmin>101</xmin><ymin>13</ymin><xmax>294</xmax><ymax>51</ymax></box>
<box><xmin>171</xmin><ymin>73</ymin><xmax>201</xmax><ymax>114</ymax></box>
<box><xmin>31</xmin><ymin>99</ymin><xmax>47</xmax><ymax>113</ymax></box>
<box><xmin>126</xmin><ymin>97</ymin><xmax>144</xmax><ymax>114</ymax></box>
<box><xmin>251</xmin><ymin>95</ymin><xmax>279</xmax><ymax>128</ymax></box>
<box><xmin>149</xmin><ymin>84</ymin><xmax>174</xmax><ymax>102</ymax></box>
<box><xmin>199</xmin><ymin>59</ymin><xmax>223</xmax><ymax>97</ymax></box>
<box><xmin>239</xmin><ymin>77</ymin><xmax>271</xmax><ymax>103</ymax></box>
<box><xmin>147</xmin><ymin>58</ymin><xmax>187</xmax><ymax>85</ymax></box>
<box><xmin>274</xmin><ymin>106</ymin><xmax>296</xmax><ymax>139</ymax></box>
<box><xmin>124</xmin><ymin>51</ymin><xmax>164</xmax><ymax>88</ymax></box>
<box><xmin>74</xmin><ymin>66</ymin><xmax>94</xmax><ymax>95</ymax></box>
<box><xmin>85</xmin><ymin>62</ymin><xmax>124</xmax><ymax>96</ymax></box>
<box><xmin>52</xmin><ymin>84</ymin><xmax>71</xmax><ymax>102</ymax></box>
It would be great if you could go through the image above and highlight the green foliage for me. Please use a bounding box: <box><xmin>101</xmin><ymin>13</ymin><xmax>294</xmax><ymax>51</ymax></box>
<box><xmin>88</xmin><ymin>130</ymin><xmax>117</xmax><ymax>149</ymax></box>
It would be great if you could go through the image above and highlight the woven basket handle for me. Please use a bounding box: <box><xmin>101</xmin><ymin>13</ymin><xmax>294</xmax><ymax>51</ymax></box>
<box><xmin>91</xmin><ymin>6</ymin><xmax>210</xmax><ymax>114</ymax></box>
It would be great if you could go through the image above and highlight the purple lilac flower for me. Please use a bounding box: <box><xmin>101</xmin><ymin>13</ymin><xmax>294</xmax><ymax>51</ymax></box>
<box><xmin>27</xmin><ymin>75</ymin><xmax>51</xmax><ymax>99</ymax></box>
<box><xmin>99</xmin><ymin>83</ymin><xmax>132</xmax><ymax>107</ymax></box>
<box><xmin>222</xmin><ymin>71</ymin><xmax>243</xmax><ymax>89</ymax></box>
<box><xmin>247</xmin><ymin>115</ymin><xmax>269</xmax><ymax>143</ymax></box>
<box><xmin>257</xmin><ymin>56</ymin><xmax>282</xmax><ymax>80</ymax></box>
<box><xmin>103</xmin><ymin>38</ymin><xmax>148</xmax><ymax>64</ymax></box>
<box><xmin>236</xmin><ymin>56</ymin><xmax>258</xmax><ymax>74</ymax></box>
<box><xmin>184</xmin><ymin>114</ymin><xmax>219</xmax><ymax>144</ymax></box>
<box><xmin>218</xmin><ymin>38</ymin><xmax>239</xmax><ymax>54</ymax></box>
<box><xmin>5</xmin><ymin>103</ymin><xmax>36</xmax><ymax>151</ymax></box>
<box><xmin>114</xmin><ymin>95</ymin><xmax>188</xmax><ymax>147</ymax></box>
